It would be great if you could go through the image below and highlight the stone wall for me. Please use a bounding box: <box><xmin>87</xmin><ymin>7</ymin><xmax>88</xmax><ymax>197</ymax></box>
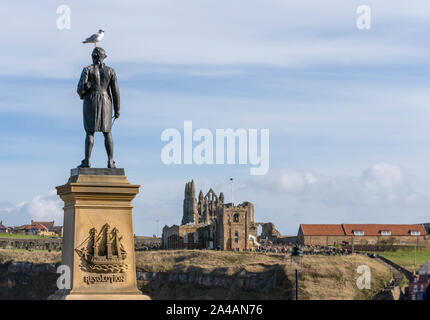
<box><xmin>260</xmin><ymin>223</ymin><xmax>281</xmax><ymax>239</ymax></box>
<box><xmin>298</xmin><ymin>235</ymin><xmax>430</xmax><ymax>246</ymax></box>
<box><xmin>0</xmin><ymin>261</ymin><xmax>280</xmax><ymax>299</ymax></box>
<box><xmin>0</xmin><ymin>237</ymin><xmax>161</xmax><ymax>252</ymax></box>
<box><xmin>0</xmin><ymin>238</ymin><xmax>62</xmax><ymax>251</ymax></box>
<box><xmin>134</xmin><ymin>237</ymin><xmax>161</xmax><ymax>251</ymax></box>
<box><xmin>276</xmin><ymin>236</ymin><xmax>298</xmax><ymax>245</ymax></box>
<box><xmin>0</xmin><ymin>261</ymin><xmax>59</xmax><ymax>299</ymax></box>
<box><xmin>376</xmin><ymin>255</ymin><xmax>413</xmax><ymax>280</ymax></box>
<box><xmin>136</xmin><ymin>270</ymin><xmax>277</xmax><ymax>291</ymax></box>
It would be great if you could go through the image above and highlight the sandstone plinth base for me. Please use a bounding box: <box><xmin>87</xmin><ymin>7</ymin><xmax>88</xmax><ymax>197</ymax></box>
<box><xmin>49</xmin><ymin>292</ymin><xmax>151</xmax><ymax>300</ymax></box>
<box><xmin>48</xmin><ymin>168</ymin><xmax>150</xmax><ymax>300</ymax></box>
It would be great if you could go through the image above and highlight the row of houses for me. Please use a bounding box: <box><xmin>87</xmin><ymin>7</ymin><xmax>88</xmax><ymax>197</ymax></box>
<box><xmin>296</xmin><ymin>223</ymin><xmax>430</xmax><ymax>246</ymax></box>
<box><xmin>3</xmin><ymin>219</ymin><xmax>429</xmax><ymax>247</ymax></box>
<box><xmin>0</xmin><ymin>220</ymin><xmax>62</xmax><ymax>237</ymax></box>
<box><xmin>0</xmin><ymin>221</ymin><xmax>8</xmax><ymax>233</ymax></box>
<box><xmin>410</xmin><ymin>261</ymin><xmax>430</xmax><ymax>300</ymax></box>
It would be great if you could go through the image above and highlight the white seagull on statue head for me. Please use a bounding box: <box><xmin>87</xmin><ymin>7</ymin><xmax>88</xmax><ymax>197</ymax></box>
<box><xmin>82</xmin><ymin>29</ymin><xmax>105</xmax><ymax>47</ymax></box>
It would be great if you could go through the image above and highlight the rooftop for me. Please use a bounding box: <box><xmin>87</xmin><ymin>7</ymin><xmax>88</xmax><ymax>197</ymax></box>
<box><xmin>300</xmin><ymin>223</ymin><xmax>427</xmax><ymax>236</ymax></box>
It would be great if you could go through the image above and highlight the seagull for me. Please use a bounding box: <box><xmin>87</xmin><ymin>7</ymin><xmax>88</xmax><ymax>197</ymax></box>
<box><xmin>82</xmin><ymin>29</ymin><xmax>105</xmax><ymax>47</ymax></box>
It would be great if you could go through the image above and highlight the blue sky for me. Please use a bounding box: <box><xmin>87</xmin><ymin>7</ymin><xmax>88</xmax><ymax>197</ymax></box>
<box><xmin>1</xmin><ymin>0</ymin><xmax>430</xmax><ymax>236</ymax></box>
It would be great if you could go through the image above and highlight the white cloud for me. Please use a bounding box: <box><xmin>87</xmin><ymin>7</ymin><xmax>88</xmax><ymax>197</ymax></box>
<box><xmin>361</xmin><ymin>163</ymin><xmax>404</xmax><ymax>189</ymax></box>
<box><xmin>279</xmin><ymin>171</ymin><xmax>306</xmax><ymax>192</ymax></box>
<box><xmin>0</xmin><ymin>190</ymin><xmax>62</xmax><ymax>226</ymax></box>
<box><xmin>252</xmin><ymin>163</ymin><xmax>416</xmax><ymax>205</ymax></box>
<box><xmin>245</xmin><ymin>163</ymin><xmax>430</xmax><ymax>234</ymax></box>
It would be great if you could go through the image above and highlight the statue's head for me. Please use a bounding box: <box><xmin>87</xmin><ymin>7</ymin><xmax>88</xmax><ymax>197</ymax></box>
<box><xmin>91</xmin><ymin>47</ymin><xmax>107</xmax><ymax>65</ymax></box>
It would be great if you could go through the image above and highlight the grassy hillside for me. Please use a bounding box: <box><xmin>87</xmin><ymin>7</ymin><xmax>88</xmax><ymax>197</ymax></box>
<box><xmin>0</xmin><ymin>249</ymin><xmax>61</xmax><ymax>264</ymax></box>
<box><xmin>0</xmin><ymin>233</ymin><xmax>58</xmax><ymax>239</ymax></box>
<box><xmin>0</xmin><ymin>249</ymin><xmax>392</xmax><ymax>300</ymax></box>
<box><xmin>135</xmin><ymin>250</ymin><xmax>392</xmax><ymax>300</ymax></box>
<box><xmin>369</xmin><ymin>247</ymin><xmax>430</xmax><ymax>272</ymax></box>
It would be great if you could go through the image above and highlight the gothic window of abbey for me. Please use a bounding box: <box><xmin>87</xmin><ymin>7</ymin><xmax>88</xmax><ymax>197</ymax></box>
<box><xmin>233</xmin><ymin>213</ymin><xmax>240</xmax><ymax>222</ymax></box>
<box><xmin>184</xmin><ymin>233</ymin><xmax>188</xmax><ymax>243</ymax></box>
<box><xmin>234</xmin><ymin>230</ymin><xmax>239</xmax><ymax>243</ymax></box>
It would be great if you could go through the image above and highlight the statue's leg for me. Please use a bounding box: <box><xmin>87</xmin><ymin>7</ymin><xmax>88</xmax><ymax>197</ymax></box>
<box><xmin>103</xmin><ymin>132</ymin><xmax>115</xmax><ymax>168</ymax></box>
<box><xmin>86</xmin><ymin>132</ymin><xmax>94</xmax><ymax>162</ymax></box>
<box><xmin>78</xmin><ymin>131</ymin><xmax>94</xmax><ymax>167</ymax></box>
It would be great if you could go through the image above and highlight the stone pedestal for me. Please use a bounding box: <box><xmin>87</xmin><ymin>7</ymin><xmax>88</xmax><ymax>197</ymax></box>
<box><xmin>49</xmin><ymin>168</ymin><xmax>150</xmax><ymax>300</ymax></box>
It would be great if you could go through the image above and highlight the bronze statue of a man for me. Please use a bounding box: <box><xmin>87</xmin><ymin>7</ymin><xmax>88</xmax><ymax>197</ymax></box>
<box><xmin>77</xmin><ymin>47</ymin><xmax>120</xmax><ymax>168</ymax></box>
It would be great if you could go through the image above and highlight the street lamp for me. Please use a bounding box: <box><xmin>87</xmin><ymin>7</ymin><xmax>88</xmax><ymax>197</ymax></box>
<box><xmin>289</xmin><ymin>246</ymin><xmax>302</xmax><ymax>300</ymax></box>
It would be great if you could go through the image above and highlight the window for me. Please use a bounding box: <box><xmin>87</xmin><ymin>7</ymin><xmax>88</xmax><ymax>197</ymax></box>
<box><xmin>413</xmin><ymin>285</ymin><xmax>418</xmax><ymax>293</ymax></box>
<box><xmin>380</xmin><ymin>230</ymin><xmax>391</xmax><ymax>236</ymax></box>
<box><xmin>410</xmin><ymin>231</ymin><xmax>421</xmax><ymax>236</ymax></box>
<box><xmin>194</xmin><ymin>231</ymin><xmax>198</xmax><ymax>243</ymax></box>
<box><xmin>233</xmin><ymin>214</ymin><xmax>239</xmax><ymax>222</ymax></box>
<box><xmin>234</xmin><ymin>231</ymin><xmax>239</xmax><ymax>243</ymax></box>
<box><xmin>420</xmin><ymin>284</ymin><xmax>424</xmax><ymax>292</ymax></box>
<box><xmin>184</xmin><ymin>233</ymin><xmax>188</xmax><ymax>244</ymax></box>
<box><xmin>353</xmin><ymin>230</ymin><xmax>364</xmax><ymax>236</ymax></box>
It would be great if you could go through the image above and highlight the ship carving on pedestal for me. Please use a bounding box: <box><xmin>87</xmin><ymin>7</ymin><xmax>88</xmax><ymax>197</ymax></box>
<box><xmin>75</xmin><ymin>223</ymin><xmax>128</xmax><ymax>273</ymax></box>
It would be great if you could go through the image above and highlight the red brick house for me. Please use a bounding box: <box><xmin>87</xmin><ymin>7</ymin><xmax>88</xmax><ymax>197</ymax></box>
<box><xmin>16</xmin><ymin>222</ymin><xmax>51</xmax><ymax>236</ymax></box>
<box><xmin>31</xmin><ymin>220</ymin><xmax>62</xmax><ymax>236</ymax></box>
<box><xmin>297</xmin><ymin>224</ymin><xmax>345</xmax><ymax>246</ymax></box>
<box><xmin>297</xmin><ymin>224</ymin><xmax>430</xmax><ymax>246</ymax></box>
<box><xmin>409</xmin><ymin>261</ymin><xmax>430</xmax><ymax>300</ymax></box>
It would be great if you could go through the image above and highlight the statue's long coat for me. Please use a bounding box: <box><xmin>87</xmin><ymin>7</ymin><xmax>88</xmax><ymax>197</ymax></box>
<box><xmin>77</xmin><ymin>63</ymin><xmax>120</xmax><ymax>133</ymax></box>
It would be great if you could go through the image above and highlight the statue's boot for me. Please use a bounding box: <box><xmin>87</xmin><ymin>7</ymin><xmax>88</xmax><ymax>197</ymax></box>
<box><xmin>108</xmin><ymin>160</ymin><xmax>116</xmax><ymax>168</ymax></box>
<box><xmin>78</xmin><ymin>159</ymin><xmax>90</xmax><ymax>168</ymax></box>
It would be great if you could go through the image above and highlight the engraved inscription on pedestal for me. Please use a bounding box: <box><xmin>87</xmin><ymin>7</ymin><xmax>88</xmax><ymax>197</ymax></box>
<box><xmin>75</xmin><ymin>223</ymin><xmax>128</xmax><ymax>274</ymax></box>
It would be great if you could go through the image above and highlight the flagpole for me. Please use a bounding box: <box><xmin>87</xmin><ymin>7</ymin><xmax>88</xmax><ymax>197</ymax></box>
<box><xmin>230</xmin><ymin>178</ymin><xmax>234</xmax><ymax>206</ymax></box>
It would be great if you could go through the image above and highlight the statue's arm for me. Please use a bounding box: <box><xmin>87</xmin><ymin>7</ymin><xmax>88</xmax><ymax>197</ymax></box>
<box><xmin>77</xmin><ymin>67</ymin><xmax>90</xmax><ymax>99</ymax></box>
<box><xmin>110</xmin><ymin>69</ymin><xmax>120</xmax><ymax>117</ymax></box>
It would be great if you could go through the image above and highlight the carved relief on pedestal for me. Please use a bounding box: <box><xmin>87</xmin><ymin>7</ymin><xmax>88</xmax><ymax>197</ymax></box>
<box><xmin>75</xmin><ymin>223</ymin><xmax>128</xmax><ymax>273</ymax></box>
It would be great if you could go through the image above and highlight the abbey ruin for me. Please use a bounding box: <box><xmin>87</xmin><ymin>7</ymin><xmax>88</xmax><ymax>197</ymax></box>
<box><xmin>162</xmin><ymin>180</ymin><xmax>282</xmax><ymax>250</ymax></box>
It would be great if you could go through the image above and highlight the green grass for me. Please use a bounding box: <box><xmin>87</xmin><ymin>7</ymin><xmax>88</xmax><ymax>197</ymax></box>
<box><xmin>399</xmin><ymin>274</ymin><xmax>409</xmax><ymax>288</ymax></box>
<box><xmin>0</xmin><ymin>233</ymin><xmax>58</xmax><ymax>239</ymax></box>
<box><xmin>0</xmin><ymin>248</ymin><xmax>61</xmax><ymax>264</ymax></box>
<box><xmin>374</xmin><ymin>247</ymin><xmax>430</xmax><ymax>271</ymax></box>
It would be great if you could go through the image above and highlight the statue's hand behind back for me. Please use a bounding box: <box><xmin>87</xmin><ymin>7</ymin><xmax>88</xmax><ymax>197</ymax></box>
<box><xmin>78</xmin><ymin>82</ymin><xmax>92</xmax><ymax>99</ymax></box>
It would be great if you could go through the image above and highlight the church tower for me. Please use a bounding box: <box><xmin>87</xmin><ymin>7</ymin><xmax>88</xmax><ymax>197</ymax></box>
<box><xmin>182</xmin><ymin>180</ymin><xmax>197</xmax><ymax>225</ymax></box>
